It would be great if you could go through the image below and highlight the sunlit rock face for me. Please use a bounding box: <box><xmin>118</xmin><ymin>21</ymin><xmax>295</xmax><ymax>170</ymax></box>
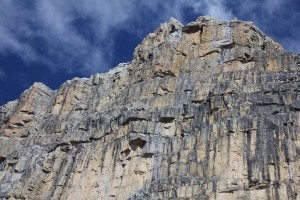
<box><xmin>0</xmin><ymin>16</ymin><xmax>300</xmax><ymax>200</ymax></box>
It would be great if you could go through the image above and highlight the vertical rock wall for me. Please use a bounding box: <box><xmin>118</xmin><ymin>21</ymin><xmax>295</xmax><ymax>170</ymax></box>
<box><xmin>0</xmin><ymin>16</ymin><xmax>299</xmax><ymax>199</ymax></box>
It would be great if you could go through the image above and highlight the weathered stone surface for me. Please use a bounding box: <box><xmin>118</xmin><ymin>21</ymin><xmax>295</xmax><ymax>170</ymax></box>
<box><xmin>0</xmin><ymin>16</ymin><xmax>300</xmax><ymax>199</ymax></box>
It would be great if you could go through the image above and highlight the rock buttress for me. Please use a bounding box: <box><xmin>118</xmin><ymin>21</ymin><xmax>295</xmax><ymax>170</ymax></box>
<box><xmin>0</xmin><ymin>16</ymin><xmax>299</xmax><ymax>199</ymax></box>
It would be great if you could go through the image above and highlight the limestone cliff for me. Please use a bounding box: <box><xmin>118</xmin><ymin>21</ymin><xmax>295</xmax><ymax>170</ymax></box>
<box><xmin>0</xmin><ymin>16</ymin><xmax>300</xmax><ymax>199</ymax></box>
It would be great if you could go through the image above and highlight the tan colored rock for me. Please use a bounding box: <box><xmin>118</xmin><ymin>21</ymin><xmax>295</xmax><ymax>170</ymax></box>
<box><xmin>0</xmin><ymin>16</ymin><xmax>300</xmax><ymax>199</ymax></box>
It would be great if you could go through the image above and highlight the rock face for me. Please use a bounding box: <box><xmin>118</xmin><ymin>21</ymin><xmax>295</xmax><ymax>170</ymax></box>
<box><xmin>0</xmin><ymin>16</ymin><xmax>300</xmax><ymax>199</ymax></box>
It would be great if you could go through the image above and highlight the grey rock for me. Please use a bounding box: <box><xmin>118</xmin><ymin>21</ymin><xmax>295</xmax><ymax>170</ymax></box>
<box><xmin>0</xmin><ymin>16</ymin><xmax>299</xmax><ymax>199</ymax></box>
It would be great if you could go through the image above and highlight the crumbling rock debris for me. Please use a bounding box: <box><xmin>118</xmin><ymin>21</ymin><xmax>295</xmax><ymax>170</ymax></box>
<box><xmin>0</xmin><ymin>16</ymin><xmax>300</xmax><ymax>199</ymax></box>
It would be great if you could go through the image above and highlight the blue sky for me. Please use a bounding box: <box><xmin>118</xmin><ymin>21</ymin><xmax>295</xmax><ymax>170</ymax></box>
<box><xmin>0</xmin><ymin>0</ymin><xmax>299</xmax><ymax>105</ymax></box>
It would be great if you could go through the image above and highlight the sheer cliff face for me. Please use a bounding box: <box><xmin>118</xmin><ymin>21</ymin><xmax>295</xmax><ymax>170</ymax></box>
<box><xmin>0</xmin><ymin>16</ymin><xmax>300</xmax><ymax>199</ymax></box>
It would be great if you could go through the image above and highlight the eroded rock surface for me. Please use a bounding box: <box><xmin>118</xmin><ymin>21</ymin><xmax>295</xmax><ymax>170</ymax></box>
<box><xmin>0</xmin><ymin>16</ymin><xmax>300</xmax><ymax>199</ymax></box>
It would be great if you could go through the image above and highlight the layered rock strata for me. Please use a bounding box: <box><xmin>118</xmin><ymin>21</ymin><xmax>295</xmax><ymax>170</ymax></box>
<box><xmin>0</xmin><ymin>16</ymin><xmax>300</xmax><ymax>199</ymax></box>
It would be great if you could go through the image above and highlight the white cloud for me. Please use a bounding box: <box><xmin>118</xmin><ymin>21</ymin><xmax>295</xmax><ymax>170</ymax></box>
<box><xmin>0</xmin><ymin>0</ymin><xmax>137</xmax><ymax>74</ymax></box>
<box><xmin>236</xmin><ymin>0</ymin><xmax>284</xmax><ymax>20</ymax></box>
<box><xmin>190</xmin><ymin>0</ymin><xmax>232</xmax><ymax>20</ymax></box>
<box><xmin>262</xmin><ymin>0</ymin><xmax>284</xmax><ymax>16</ymax></box>
<box><xmin>0</xmin><ymin>69</ymin><xmax>6</xmax><ymax>80</ymax></box>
